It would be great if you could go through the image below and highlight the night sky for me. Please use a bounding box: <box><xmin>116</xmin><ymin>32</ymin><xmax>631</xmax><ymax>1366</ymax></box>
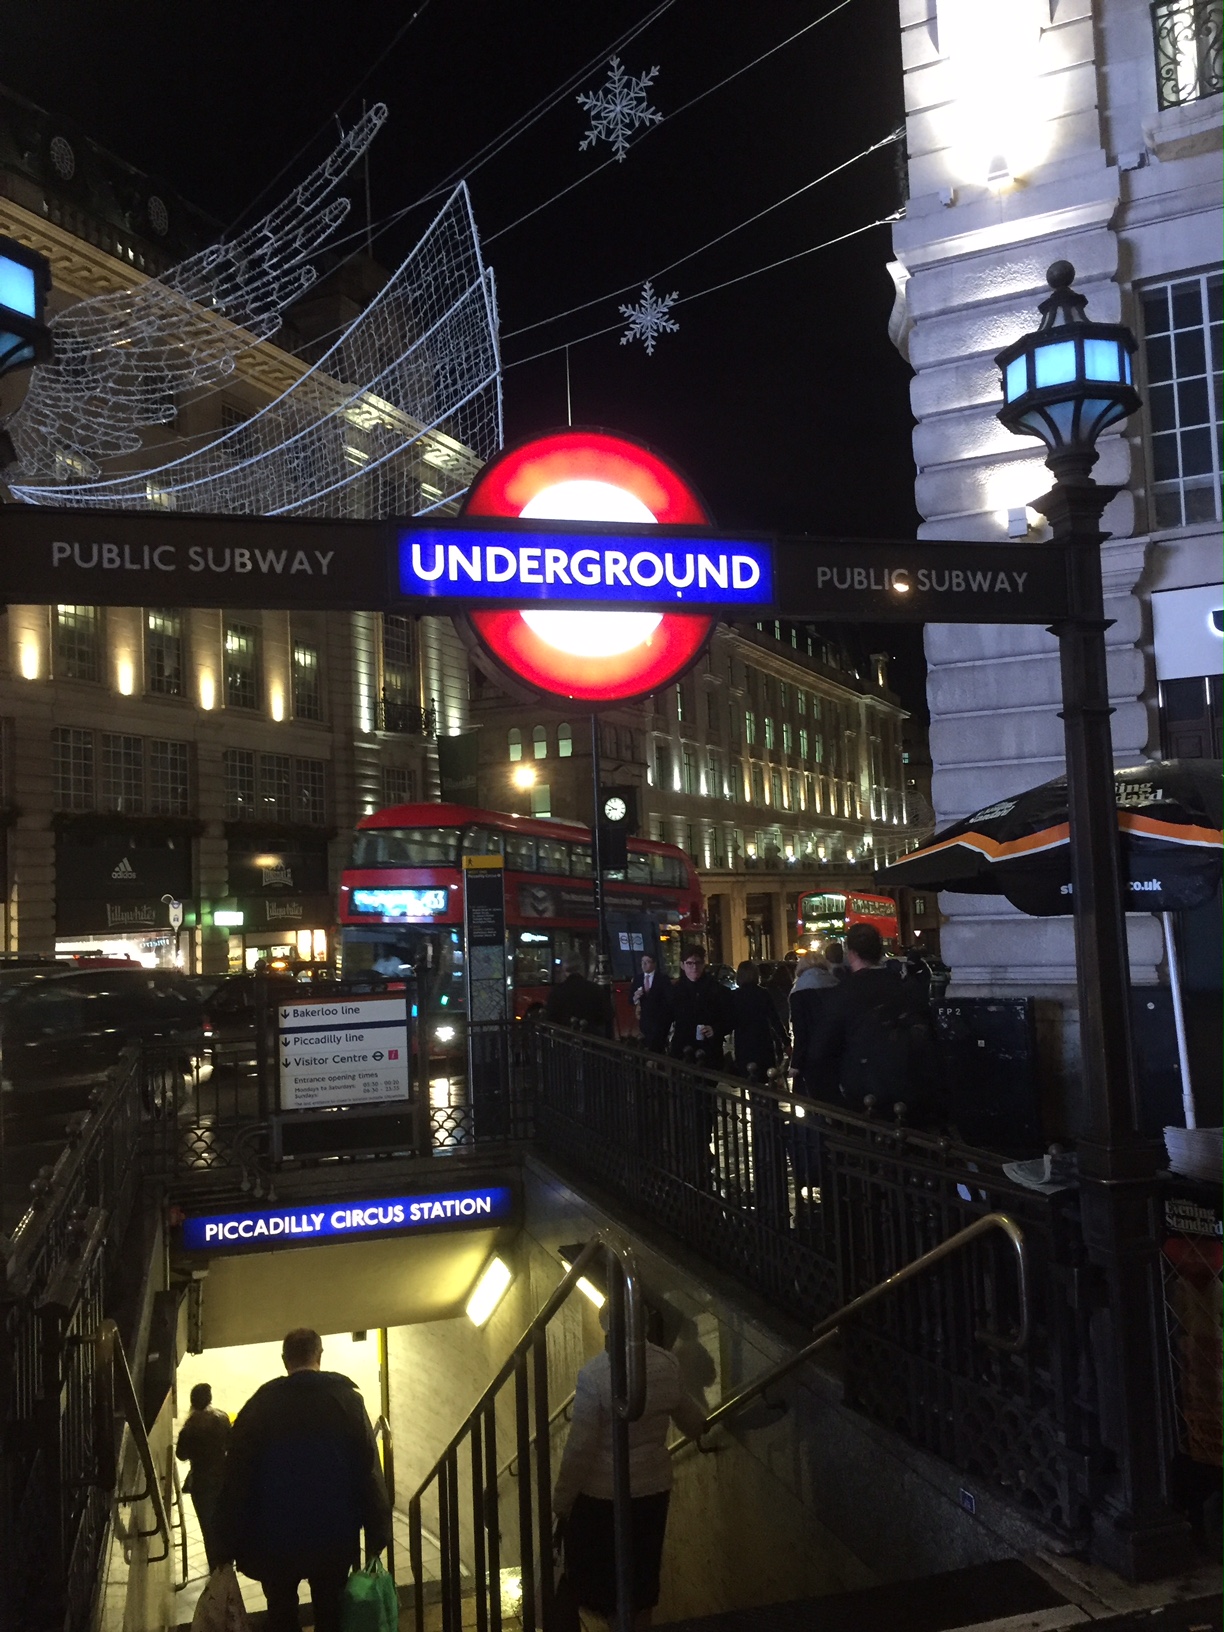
<box><xmin>4</xmin><ymin>0</ymin><xmax>924</xmax><ymax>711</ymax></box>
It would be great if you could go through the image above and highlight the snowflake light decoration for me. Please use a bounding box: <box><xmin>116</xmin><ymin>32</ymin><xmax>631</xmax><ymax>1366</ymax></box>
<box><xmin>578</xmin><ymin>56</ymin><xmax>662</xmax><ymax>162</ymax></box>
<box><xmin>619</xmin><ymin>281</ymin><xmax>679</xmax><ymax>355</ymax></box>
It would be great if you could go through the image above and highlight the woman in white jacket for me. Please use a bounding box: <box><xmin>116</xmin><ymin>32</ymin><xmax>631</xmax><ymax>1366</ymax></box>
<box><xmin>553</xmin><ymin>1311</ymin><xmax>707</xmax><ymax>1627</ymax></box>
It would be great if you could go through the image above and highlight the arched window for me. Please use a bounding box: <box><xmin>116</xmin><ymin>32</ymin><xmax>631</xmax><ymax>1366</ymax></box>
<box><xmin>533</xmin><ymin>725</ymin><xmax>548</xmax><ymax>760</ymax></box>
<box><xmin>558</xmin><ymin>723</ymin><xmax>573</xmax><ymax>758</ymax></box>
<box><xmin>508</xmin><ymin>727</ymin><xmax>522</xmax><ymax>763</ymax></box>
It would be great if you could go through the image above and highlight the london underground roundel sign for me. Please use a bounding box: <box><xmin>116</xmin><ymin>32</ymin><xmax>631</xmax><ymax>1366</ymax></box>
<box><xmin>463</xmin><ymin>430</ymin><xmax>716</xmax><ymax>703</ymax></box>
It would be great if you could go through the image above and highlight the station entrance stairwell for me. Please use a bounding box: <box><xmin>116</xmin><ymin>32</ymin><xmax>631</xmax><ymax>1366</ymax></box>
<box><xmin>0</xmin><ymin>1018</ymin><xmax>1216</xmax><ymax>1631</ymax></box>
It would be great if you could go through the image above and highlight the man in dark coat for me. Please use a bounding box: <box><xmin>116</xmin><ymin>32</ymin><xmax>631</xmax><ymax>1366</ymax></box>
<box><xmin>175</xmin><ymin>1382</ymin><xmax>231</xmax><ymax>1571</ymax></box>
<box><xmin>632</xmin><ymin>953</ymin><xmax>673</xmax><ymax>1051</ymax></box>
<box><xmin>667</xmin><ymin>947</ymin><xmax>733</xmax><ymax>1065</ymax></box>
<box><xmin>806</xmin><ymin>924</ymin><xmax>938</xmax><ymax>1123</ymax></box>
<box><xmin>544</xmin><ymin>955</ymin><xmax>612</xmax><ymax>1036</ymax></box>
<box><xmin>214</xmin><ymin>1328</ymin><xmax>391</xmax><ymax>1632</ymax></box>
<box><xmin>729</xmin><ymin>962</ymin><xmax>788</xmax><ymax>1077</ymax></box>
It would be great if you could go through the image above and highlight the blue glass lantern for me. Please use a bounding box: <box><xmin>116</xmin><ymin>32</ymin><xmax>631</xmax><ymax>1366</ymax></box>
<box><xmin>996</xmin><ymin>261</ymin><xmax>1140</xmax><ymax>478</ymax></box>
<box><xmin>0</xmin><ymin>235</ymin><xmax>52</xmax><ymax>376</ymax></box>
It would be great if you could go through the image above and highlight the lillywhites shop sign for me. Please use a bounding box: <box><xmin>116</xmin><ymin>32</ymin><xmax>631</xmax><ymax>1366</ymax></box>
<box><xmin>181</xmin><ymin>1185</ymin><xmax>514</xmax><ymax>1251</ymax></box>
<box><xmin>400</xmin><ymin>524</ymin><xmax>773</xmax><ymax>606</ymax></box>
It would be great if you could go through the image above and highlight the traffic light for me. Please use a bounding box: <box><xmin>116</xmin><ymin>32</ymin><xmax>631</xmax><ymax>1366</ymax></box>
<box><xmin>597</xmin><ymin>785</ymin><xmax>638</xmax><ymax>873</ymax></box>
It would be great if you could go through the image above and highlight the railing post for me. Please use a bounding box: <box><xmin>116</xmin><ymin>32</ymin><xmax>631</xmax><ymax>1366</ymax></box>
<box><xmin>606</xmin><ymin>1259</ymin><xmax>634</xmax><ymax>1632</ymax></box>
<box><xmin>513</xmin><ymin>1352</ymin><xmax>536</xmax><ymax>1632</ymax></box>
<box><xmin>408</xmin><ymin>1494</ymin><xmax>425</xmax><ymax>1632</ymax></box>
<box><xmin>531</xmin><ymin>1327</ymin><xmax>553</xmax><ymax>1629</ymax></box>
<box><xmin>483</xmin><ymin>1400</ymin><xmax>501</xmax><ymax>1632</ymax></box>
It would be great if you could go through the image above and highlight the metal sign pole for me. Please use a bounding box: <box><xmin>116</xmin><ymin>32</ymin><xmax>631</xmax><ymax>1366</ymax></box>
<box><xmin>590</xmin><ymin>713</ymin><xmax>610</xmax><ymax>987</ymax></box>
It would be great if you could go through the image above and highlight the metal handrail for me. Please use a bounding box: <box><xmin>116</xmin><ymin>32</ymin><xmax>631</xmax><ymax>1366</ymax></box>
<box><xmin>94</xmin><ymin>1318</ymin><xmax>172</xmax><ymax>1564</ymax></box>
<box><xmin>671</xmin><ymin>1211</ymin><xmax>1029</xmax><ymax>1455</ymax></box>
<box><xmin>167</xmin><ymin>1444</ymin><xmax>190</xmax><ymax>1589</ymax></box>
<box><xmin>499</xmin><ymin>1389</ymin><xmax>575</xmax><ymax>1483</ymax></box>
<box><xmin>374</xmin><ymin>1414</ymin><xmax>396</xmax><ymax>1584</ymax></box>
<box><xmin>406</xmin><ymin>1230</ymin><xmax>646</xmax><ymax>1632</ymax></box>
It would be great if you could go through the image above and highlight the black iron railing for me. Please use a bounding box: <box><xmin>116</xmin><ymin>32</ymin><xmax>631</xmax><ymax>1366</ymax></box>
<box><xmin>527</xmin><ymin>1024</ymin><xmax>1098</xmax><ymax>1539</ymax></box>
<box><xmin>1152</xmin><ymin>0</ymin><xmax>1223</xmax><ymax>107</ymax></box>
<box><xmin>376</xmin><ymin>692</ymin><xmax>437</xmax><ymax>736</ymax></box>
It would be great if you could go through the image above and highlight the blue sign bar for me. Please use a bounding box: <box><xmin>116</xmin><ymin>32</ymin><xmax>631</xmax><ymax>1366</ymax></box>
<box><xmin>398</xmin><ymin>525</ymin><xmax>774</xmax><ymax>606</ymax></box>
<box><xmin>182</xmin><ymin>1185</ymin><xmax>514</xmax><ymax>1250</ymax></box>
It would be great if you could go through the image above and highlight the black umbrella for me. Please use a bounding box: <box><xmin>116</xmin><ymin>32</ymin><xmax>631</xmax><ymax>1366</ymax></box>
<box><xmin>877</xmin><ymin>761</ymin><xmax>1222</xmax><ymax>1126</ymax></box>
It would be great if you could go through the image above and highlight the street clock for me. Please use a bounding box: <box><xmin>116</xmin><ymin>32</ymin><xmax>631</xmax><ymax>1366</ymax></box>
<box><xmin>602</xmin><ymin>795</ymin><xmax>628</xmax><ymax>823</ymax></box>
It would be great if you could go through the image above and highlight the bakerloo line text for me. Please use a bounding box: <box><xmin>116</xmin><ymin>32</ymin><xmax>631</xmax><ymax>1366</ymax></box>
<box><xmin>199</xmin><ymin>1194</ymin><xmax>496</xmax><ymax>1242</ymax></box>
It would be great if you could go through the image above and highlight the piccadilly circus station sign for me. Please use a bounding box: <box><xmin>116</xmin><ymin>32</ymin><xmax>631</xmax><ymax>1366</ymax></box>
<box><xmin>402</xmin><ymin>428</ymin><xmax>769</xmax><ymax>703</ymax></box>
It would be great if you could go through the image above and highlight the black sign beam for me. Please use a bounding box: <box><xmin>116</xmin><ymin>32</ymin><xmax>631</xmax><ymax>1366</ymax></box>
<box><xmin>0</xmin><ymin>505</ymin><xmax>1069</xmax><ymax>625</ymax></box>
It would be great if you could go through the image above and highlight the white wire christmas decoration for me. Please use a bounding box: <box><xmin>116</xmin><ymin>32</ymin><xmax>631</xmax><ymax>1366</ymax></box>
<box><xmin>578</xmin><ymin>56</ymin><xmax>663</xmax><ymax>162</ymax></box>
<box><xmin>619</xmin><ymin>281</ymin><xmax>678</xmax><ymax>354</ymax></box>
<box><xmin>8</xmin><ymin>117</ymin><xmax>503</xmax><ymax>519</ymax></box>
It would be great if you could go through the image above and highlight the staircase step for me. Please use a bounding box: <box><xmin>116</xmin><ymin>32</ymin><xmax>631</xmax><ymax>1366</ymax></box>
<box><xmin>661</xmin><ymin>1558</ymin><xmax>1070</xmax><ymax>1631</ymax></box>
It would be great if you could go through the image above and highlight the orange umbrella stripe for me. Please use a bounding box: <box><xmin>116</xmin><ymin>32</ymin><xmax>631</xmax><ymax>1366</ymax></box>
<box><xmin>902</xmin><ymin>812</ymin><xmax>1221</xmax><ymax>867</ymax></box>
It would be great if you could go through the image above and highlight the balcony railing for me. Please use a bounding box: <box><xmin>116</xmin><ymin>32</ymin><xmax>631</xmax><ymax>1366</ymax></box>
<box><xmin>376</xmin><ymin>692</ymin><xmax>436</xmax><ymax>736</ymax></box>
<box><xmin>1152</xmin><ymin>0</ymin><xmax>1223</xmax><ymax>107</ymax></box>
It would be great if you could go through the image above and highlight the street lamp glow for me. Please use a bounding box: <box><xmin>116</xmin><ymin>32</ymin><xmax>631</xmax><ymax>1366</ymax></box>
<box><xmin>511</xmin><ymin>764</ymin><xmax>537</xmax><ymax>790</ymax></box>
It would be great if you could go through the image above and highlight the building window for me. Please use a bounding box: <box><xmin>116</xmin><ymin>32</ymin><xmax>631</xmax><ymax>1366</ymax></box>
<box><xmin>146</xmin><ymin>609</ymin><xmax>183</xmax><ymax>696</ymax></box>
<box><xmin>149</xmin><ymin>740</ymin><xmax>191</xmax><ymax>815</ymax></box>
<box><xmin>782</xmin><ymin>722</ymin><xmax>794</xmax><ymax>753</ymax></box>
<box><xmin>674</xmin><ymin>683</ymin><xmax>685</xmax><ymax>723</ymax></box>
<box><xmin>745</xmin><ymin>710</ymin><xmax>756</xmax><ymax>746</ymax></box>
<box><xmin>382</xmin><ymin>614</ymin><xmax>413</xmax><ymax>703</ymax></box>
<box><xmin>913</xmin><ymin>896</ymin><xmax>928</xmax><ymax>917</ymax></box>
<box><xmin>224</xmin><ymin>621</ymin><xmax>261</xmax><ymax>710</ymax></box>
<box><xmin>100</xmin><ymin>734</ymin><xmax>144</xmax><ymax>814</ymax></box>
<box><xmin>53</xmin><ymin>605</ymin><xmax>102</xmax><ymax>683</ymax></box>
<box><xmin>292</xmin><ymin>641</ymin><xmax>322</xmax><ymax>721</ymax></box>
<box><xmin>707</xmin><ymin>751</ymin><xmax>722</xmax><ymax>798</ymax></box>
<box><xmin>382</xmin><ymin>765</ymin><xmax>415</xmax><ymax>806</ymax></box>
<box><xmin>730</xmin><ymin>759</ymin><xmax>744</xmax><ymax>803</ymax></box>
<box><xmin>682</xmin><ymin>749</ymin><xmax>698</xmax><ymax>795</ymax></box>
<box><xmin>797</xmin><ymin>690</ymin><xmax>806</xmax><ymax>716</ymax></box>
<box><xmin>649</xmin><ymin>814</ymin><xmax>665</xmax><ymax>842</ymax></box>
<box><xmin>260</xmin><ymin>753</ymin><xmax>292</xmax><ymax>821</ymax></box>
<box><xmin>558</xmin><ymin>722</ymin><xmax>573</xmax><ymax>758</ymax></box>
<box><xmin>1152</xmin><ymin>0</ymin><xmax>1223</xmax><ymax>109</ymax></box>
<box><xmin>509</xmin><ymin>728</ymin><xmax>523</xmax><ymax>762</ymax></box>
<box><xmin>799</xmin><ymin>728</ymin><xmax>809</xmax><ymax>759</ymax></box>
<box><xmin>223</xmin><ymin>749</ymin><xmax>257</xmax><ymax>819</ymax></box>
<box><xmin>530</xmin><ymin>783</ymin><xmax>551</xmax><ymax>819</ymax></box>
<box><xmin>813</xmin><ymin>735</ymin><xmax>824</xmax><ymax>763</ymax></box>
<box><xmin>295</xmin><ymin>758</ymin><xmax>327</xmax><ymax>824</ymax></box>
<box><xmin>532</xmin><ymin>725</ymin><xmax>549</xmax><ymax>760</ymax></box>
<box><xmin>764</xmin><ymin>717</ymin><xmax>776</xmax><ymax>750</ymax></box>
<box><xmin>771</xmin><ymin>768</ymin><xmax>784</xmax><ymax>808</ymax></box>
<box><xmin>779</xmin><ymin>683</ymin><xmax>789</xmax><ymax>709</ymax></box>
<box><xmin>750</xmin><ymin>764</ymin><xmax>765</xmax><ymax>805</ymax></box>
<box><xmin>655</xmin><ymin>742</ymin><xmax>672</xmax><ymax>790</ymax></box>
<box><xmin>52</xmin><ymin>727</ymin><xmax>94</xmax><ymax>811</ymax></box>
<box><xmin>805</xmin><ymin>772</ymin><xmax>817</xmax><ymax>812</ymax></box>
<box><xmin>706</xmin><ymin>694</ymin><xmax>719</xmax><ymax>733</ymax></box>
<box><xmin>789</xmin><ymin>772</ymin><xmax>802</xmax><ymax>812</ymax></box>
<box><xmin>1143</xmin><ymin>273</ymin><xmax>1222</xmax><ymax>528</ymax></box>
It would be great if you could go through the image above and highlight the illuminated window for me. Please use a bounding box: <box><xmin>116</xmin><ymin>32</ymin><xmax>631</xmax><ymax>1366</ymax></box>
<box><xmin>100</xmin><ymin>735</ymin><xmax>144</xmax><ymax>814</ymax></box>
<box><xmin>295</xmin><ymin>758</ymin><xmax>327</xmax><ymax>824</ymax></box>
<box><xmin>149</xmin><ymin>741</ymin><xmax>191</xmax><ymax>815</ymax></box>
<box><xmin>382</xmin><ymin>765</ymin><xmax>414</xmax><ymax>806</ymax></box>
<box><xmin>530</xmin><ymin>783</ymin><xmax>551</xmax><ymax>818</ymax></box>
<box><xmin>533</xmin><ymin>725</ymin><xmax>548</xmax><ymax>760</ymax></box>
<box><xmin>508</xmin><ymin>728</ymin><xmax>523</xmax><ymax>762</ymax></box>
<box><xmin>745</xmin><ymin>710</ymin><xmax>756</xmax><ymax>746</ymax></box>
<box><xmin>54</xmin><ymin>605</ymin><xmax>101</xmax><ymax>683</ymax></box>
<box><xmin>223</xmin><ymin>749</ymin><xmax>257</xmax><ymax>819</ymax></box>
<box><xmin>783</xmin><ymin>722</ymin><xmax>793</xmax><ymax>753</ymax></box>
<box><xmin>224</xmin><ymin>621</ymin><xmax>261</xmax><ymax>710</ymax></box>
<box><xmin>292</xmin><ymin>641</ymin><xmax>322</xmax><ymax>721</ymax></box>
<box><xmin>797</xmin><ymin>690</ymin><xmax>806</xmax><ymax>716</ymax></box>
<box><xmin>1142</xmin><ymin>273</ymin><xmax>1222</xmax><ymax>529</ymax></box>
<box><xmin>260</xmin><ymin>753</ymin><xmax>292</xmax><ymax>821</ymax></box>
<box><xmin>382</xmin><ymin>614</ymin><xmax>413</xmax><ymax>706</ymax></box>
<box><xmin>558</xmin><ymin>723</ymin><xmax>573</xmax><ymax>758</ymax></box>
<box><xmin>813</xmin><ymin>735</ymin><xmax>824</xmax><ymax>763</ymax></box>
<box><xmin>800</xmin><ymin>728</ymin><xmax>809</xmax><ymax>759</ymax></box>
<box><xmin>146</xmin><ymin>609</ymin><xmax>183</xmax><ymax>696</ymax></box>
<box><xmin>764</xmin><ymin>717</ymin><xmax>775</xmax><ymax>750</ymax></box>
<box><xmin>52</xmin><ymin>727</ymin><xmax>94</xmax><ymax>811</ymax></box>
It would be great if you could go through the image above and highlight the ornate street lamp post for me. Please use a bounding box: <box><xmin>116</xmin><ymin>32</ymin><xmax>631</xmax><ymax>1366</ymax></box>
<box><xmin>996</xmin><ymin>262</ymin><xmax>1189</xmax><ymax>1577</ymax></box>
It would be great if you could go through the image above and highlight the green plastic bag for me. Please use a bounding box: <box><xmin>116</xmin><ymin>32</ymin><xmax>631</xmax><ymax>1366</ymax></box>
<box><xmin>340</xmin><ymin>1558</ymin><xmax>398</xmax><ymax>1632</ymax></box>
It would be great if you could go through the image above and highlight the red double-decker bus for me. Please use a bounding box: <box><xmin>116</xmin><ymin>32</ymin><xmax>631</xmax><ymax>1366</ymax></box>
<box><xmin>338</xmin><ymin>803</ymin><xmax>704</xmax><ymax>1034</ymax></box>
<box><xmin>795</xmin><ymin>890</ymin><xmax>900</xmax><ymax>951</ymax></box>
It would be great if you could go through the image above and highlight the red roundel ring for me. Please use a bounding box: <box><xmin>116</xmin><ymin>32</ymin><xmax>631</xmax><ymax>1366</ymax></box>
<box><xmin>462</xmin><ymin>429</ymin><xmax>716</xmax><ymax>703</ymax></box>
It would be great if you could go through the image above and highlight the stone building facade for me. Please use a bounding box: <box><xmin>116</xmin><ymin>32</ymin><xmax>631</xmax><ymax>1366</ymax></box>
<box><xmin>0</xmin><ymin>95</ymin><xmax>472</xmax><ymax>973</ymax></box>
<box><xmin>889</xmin><ymin>0</ymin><xmax>1221</xmax><ymax>1031</ymax></box>
<box><xmin>469</xmin><ymin>618</ymin><xmax>910</xmax><ymax>968</ymax></box>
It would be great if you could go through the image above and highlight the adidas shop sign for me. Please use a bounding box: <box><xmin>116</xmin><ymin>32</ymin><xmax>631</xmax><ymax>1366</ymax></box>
<box><xmin>110</xmin><ymin>855</ymin><xmax>137</xmax><ymax>881</ymax></box>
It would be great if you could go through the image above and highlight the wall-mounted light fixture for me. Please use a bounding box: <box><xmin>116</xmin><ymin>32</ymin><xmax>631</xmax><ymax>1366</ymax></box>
<box><xmin>465</xmin><ymin>1255</ymin><xmax>513</xmax><ymax>1327</ymax></box>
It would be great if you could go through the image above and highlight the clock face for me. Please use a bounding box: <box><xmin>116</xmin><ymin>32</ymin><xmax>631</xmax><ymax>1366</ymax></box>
<box><xmin>603</xmin><ymin>796</ymin><xmax>628</xmax><ymax>823</ymax></box>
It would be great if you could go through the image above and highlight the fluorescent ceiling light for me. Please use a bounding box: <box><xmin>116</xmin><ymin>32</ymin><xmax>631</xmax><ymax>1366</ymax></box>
<box><xmin>465</xmin><ymin>1255</ymin><xmax>512</xmax><ymax>1327</ymax></box>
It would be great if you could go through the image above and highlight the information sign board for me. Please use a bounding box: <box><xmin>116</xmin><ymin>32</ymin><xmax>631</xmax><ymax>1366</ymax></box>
<box><xmin>180</xmin><ymin>1183</ymin><xmax>515</xmax><ymax>1251</ymax></box>
<box><xmin>278</xmin><ymin>996</ymin><xmax>410</xmax><ymax>1110</ymax></box>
